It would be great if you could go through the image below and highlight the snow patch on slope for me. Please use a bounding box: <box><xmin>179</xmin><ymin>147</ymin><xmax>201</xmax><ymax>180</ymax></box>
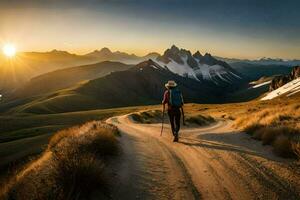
<box><xmin>251</xmin><ymin>80</ymin><xmax>271</xmax><ymax>89</ymax></box>
<box><xmin>261</xmin><ymin>77</ymin><xmax>300</xmax><ymax>100</ymax></box>
<box><xmin>229</xmin><ymin>71</ymin><xmax>242</xmax><ymax>79</ymax></box>
<box><xmin>150</xmin><ymin>65</ymin><xmax>158</xmax><ymax>69</ymax></box>
<box><xmin>197</xmin><ymin>64</ymin><xmax>211</xmax><ymax>80</ymax></box>
<box><xmin>156</xmin><ymin>56</ymin><xmax>200</xmax><ymax>81</ymax></box>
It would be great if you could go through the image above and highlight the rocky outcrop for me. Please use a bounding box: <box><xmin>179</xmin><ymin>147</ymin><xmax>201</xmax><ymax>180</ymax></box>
<box><xmin>269</xmin><ymin>66</ymin><xmax>300</xmax><ymax>91</ymax></box>
<box><xmin>157</xmin><ymin>45</ymin><xmax>183</xmax><ymax>64</ymax></box>
<box><xmin>269</xmin><ymin>76</ymin><xmax>291</xmax><ymax>91</ymax></box>
<box><xmin>290</xmin><ymin>66</ymin><xmax>300</xmax><ymax>79</ymax></box>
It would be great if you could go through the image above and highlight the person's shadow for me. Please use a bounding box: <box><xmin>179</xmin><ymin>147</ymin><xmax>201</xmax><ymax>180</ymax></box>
<box><xmin>179</xmin><ymin>130</ymin><xmax>287</xmax><ymax>162</ymax></box>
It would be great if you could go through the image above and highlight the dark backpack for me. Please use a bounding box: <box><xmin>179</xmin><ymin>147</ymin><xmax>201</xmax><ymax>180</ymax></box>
<box><xmin>169</xmin><ymin>88</ymin><xmax>183</xmax><ymax>107</ymax></box>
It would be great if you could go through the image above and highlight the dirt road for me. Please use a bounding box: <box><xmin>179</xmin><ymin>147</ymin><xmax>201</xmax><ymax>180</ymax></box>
<box><xmin>107</xmin><ymin>114</ymin><xmax>300</xmax><ymax>200</ymax></box>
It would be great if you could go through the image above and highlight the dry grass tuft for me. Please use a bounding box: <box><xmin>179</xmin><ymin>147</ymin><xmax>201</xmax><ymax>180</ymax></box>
<box><xmin>131</xmin><ymin>109</ymin><xmax>215</xmax><ymax>127</ymax></box>
<box><xmin>130</xmin><ymin>110</ymin><xmax>163</xmax><ymax>123</ymax></box>
<box><xmin>292</xmin><ymin>142</ymin><xmax>300</xmax><ymax>160</ymax></box>
<box><xmin>185</xmin><ymin>114</ymin><xmax>215</xmax><ymax>126</ymax></box>
<box><xmin>244</xmin><ymin>124</ymin><xmax>265</xmax><ymax>135</ymax></box>
<box><xmin>273</xmin><ymin>135</ymin><xmax>294</xmax><ymax>157</ymax></box>
<box><xmin>0</xmin><ymin>121</ymin><xmax>120</xmax><ymax>200</ymax></box>
<box><xmin>244</xmin><ymin>124</ymin><xmax>300</xmax><ymax>157</ymax></box>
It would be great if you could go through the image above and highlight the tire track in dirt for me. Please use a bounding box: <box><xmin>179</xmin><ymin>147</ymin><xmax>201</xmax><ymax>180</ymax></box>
<box><xmin>156</xmin><ymin>140</ymin><xmax>202</xmax><ymax>199</ymax></box>
<box><xmin>234</xmin><ymin>154</ymin><xmax>300</xmax><ymax>199</ymax></box>
<box><xmin>108</xmin><ymin>116</ymin><xmax>200</xmax><ymax>200</ymax></box>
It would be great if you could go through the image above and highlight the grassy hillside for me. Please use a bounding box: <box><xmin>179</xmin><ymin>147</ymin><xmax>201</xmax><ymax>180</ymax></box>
<box><xmin>234</xmin><ymin>95</ymin><xmax>300</xmax><ymax>158</ymax></box>
<box><xmin>0</xmin><ymin>61</ymin><xmax>132</xmax><ymax>113</ymax></box>
<box><xmin>0</xmin><ymin>106</ymin><xmax>149</xmax><ymax>179</ymax></box>
<box><xmin>10</xmin><ymin>61</ymin><xmax>133</xmax><ymax>100</ymax></box>
<box><xmin>0</xmin><ymin>51</ymin><xmax>98</xmax><ymax>91</ymax></box>
<box><xmin>1</xmin><ymin>121</ymin><xmax>120</xmax><ymax>199</ymax></box>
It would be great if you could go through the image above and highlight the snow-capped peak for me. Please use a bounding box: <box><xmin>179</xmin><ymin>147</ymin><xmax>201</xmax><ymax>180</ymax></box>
<box><xmin>155</xmin><ymin>45</ymin><xmax>243</xmax><ymax>85</ymax></box>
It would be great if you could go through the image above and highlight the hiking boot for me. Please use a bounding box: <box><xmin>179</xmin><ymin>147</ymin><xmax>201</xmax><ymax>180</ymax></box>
<box><xmin>174</xmin><ymin>136</ymin><xmax>179</xmax><ymax>142</ymax></box>
<box><xmin>173</xmin><ymin>136</ymin><xmax>176</xmax><ymax>142</ymax></box>
<box><xmin>173</xmin><ymin>132</ymin><xmax>179</xmax><ymax>142</ymax></box>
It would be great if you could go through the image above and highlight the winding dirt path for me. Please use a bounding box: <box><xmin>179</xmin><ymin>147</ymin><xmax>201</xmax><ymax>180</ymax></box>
<box><xmin>107</xmin><ymin>114</ymin><xmax>300</xmax><ymax>200</ymax></box>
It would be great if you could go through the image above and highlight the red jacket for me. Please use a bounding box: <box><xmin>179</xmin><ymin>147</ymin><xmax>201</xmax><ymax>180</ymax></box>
<box><xmin>162</xmin><ymin>90</ymin><xmax>170</xmax><ymax>106</ymax></box>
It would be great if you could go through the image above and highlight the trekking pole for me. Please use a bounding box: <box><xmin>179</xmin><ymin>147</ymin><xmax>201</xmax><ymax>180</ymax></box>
<box><xmin>160</xmin><ymin>106</ymin><xmax>165</xmax><ymax>136</ymax></box>
<box><xmin>181</xmin><ymin>107</ymin><xmax>186</xmax><ymax>126</ymax></box>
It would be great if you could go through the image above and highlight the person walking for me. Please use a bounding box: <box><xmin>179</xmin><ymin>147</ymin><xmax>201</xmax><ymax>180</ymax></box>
<box><xmin>162</xmin><ymin>80</ymin><xmax>184</xmax><ymax>142</ymax></box>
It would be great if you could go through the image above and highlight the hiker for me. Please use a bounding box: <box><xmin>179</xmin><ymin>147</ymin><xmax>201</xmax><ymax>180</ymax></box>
<box><xmin>162</xmin><ymin>80</ymin><xmax>184</xmax><ymax>142</ymax></box>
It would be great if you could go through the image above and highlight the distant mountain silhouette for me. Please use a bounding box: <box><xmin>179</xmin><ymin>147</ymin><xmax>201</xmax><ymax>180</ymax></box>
<box><xmin>230</xmin><ymin>62</ymin><xmax>293</xmax><ymax>81</ymax></box>
<box><xmin>217</xmin><ymin>56</ymin><xmax>300</xmax><ymax>66</ymax></box>
<box><xmin>85</xmin><ymin>47</ymin><xmax>159</xmax><ymax>64</ymax></box>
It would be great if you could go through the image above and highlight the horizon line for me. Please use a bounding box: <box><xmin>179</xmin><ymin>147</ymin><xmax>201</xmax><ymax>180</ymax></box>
<box><xmin>12</xmin><ymin>47</ymin><xmax>300</xmax><ymax>61</ymax></box>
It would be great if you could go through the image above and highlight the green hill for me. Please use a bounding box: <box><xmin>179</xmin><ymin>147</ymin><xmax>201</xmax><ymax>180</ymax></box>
<box><xmin>3</xmin><ymin>60</ymin><xmax>223</xmax><ymax>114</ymax></box>
<box><xmin>11</xmin><ymin>61</ymin><xmax>132</xmax><ymax>99</ymax></box>
<box><xmin>1</xmin><ymin>61</ymin><xmax>132</xmax><ymax>113</ymax></box>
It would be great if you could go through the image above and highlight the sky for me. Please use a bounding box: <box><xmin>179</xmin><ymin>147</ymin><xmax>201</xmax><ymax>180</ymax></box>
<box><xmin>0</xmin><ymin>0</ymin><xmax>299</xmax><ymax>59</ymax></box>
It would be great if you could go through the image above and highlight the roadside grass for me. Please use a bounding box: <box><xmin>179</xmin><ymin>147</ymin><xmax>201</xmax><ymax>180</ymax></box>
<box><xmin>0</xmin><ymin>106</ymin><xmax>149</xmax><ymax>180</ymax></box>
<box><xmin>0</xmin><ymin>121</ymin><xmax>120</xmax><ymax>200</ymax></box>
<box><xmin>130</xmin><ymin>110</ymin><xmax>164</xmax><ymax>123</ymax></box>
<box><xmin>233</xmin><ymin>99</ymin><xmax>300</xmax><ymax>158</ymax></box>
<box><xmin>0</xmin><ymin>106</ymin><xmax>143</xmax><ymax>134</ymax></box>
<box><xmin>293</xmin><ymin>142</ymin><xmax>300</xmax><ymax>160</ymax></box>
<box><xmin>0</xmin><ymin>125</ymin><xmax>67</xmax><ymax>143</ymax></box>
<box><xmin>185</xmin><ymin>114</ymin><xmax>215</xmax><ymax>126</ymax></box>
<box><xmin>130</xmin><ymin>109</ymin><xmax>215</xmax><ymax>127</ymax></box>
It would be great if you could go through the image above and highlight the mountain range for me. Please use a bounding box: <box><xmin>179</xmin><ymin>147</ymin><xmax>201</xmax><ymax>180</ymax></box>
<box><xmin>217</xmin><ymin>56</ymin><xmax>300</xmax><ymax>66</ymax></box>
<box><xmin>2</xmin><ymin>45</ymin><xmax>299</xmax><ymax>114</ymax></box>
<box><xmin>1</xmin><ymin>45</ymin><xmax>298</xmax><ymax>93</ymax></box>
<box><xmin>1</xmin><ymin>45</ymin><xmax>251</xmax><ymax>114</ymax></box>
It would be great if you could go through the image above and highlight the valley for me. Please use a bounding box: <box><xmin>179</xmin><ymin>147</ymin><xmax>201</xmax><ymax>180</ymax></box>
<box><xmin>0</xmin><ymin>45</ymin><xmax>299</xmax><ymax>199</ymax></box>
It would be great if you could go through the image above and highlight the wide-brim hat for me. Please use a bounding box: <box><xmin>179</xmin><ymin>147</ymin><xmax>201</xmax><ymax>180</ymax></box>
<box><xmin>165</xmin><ymin>80</ymin><xmax>177</xmax><ymax>88</ymax></box>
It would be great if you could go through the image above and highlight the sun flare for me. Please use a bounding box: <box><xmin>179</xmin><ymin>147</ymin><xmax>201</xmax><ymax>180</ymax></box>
<box><xmin>2</xmin><ymin>44</ymin><xmax>16</xmax><ymax>58</ymax></box>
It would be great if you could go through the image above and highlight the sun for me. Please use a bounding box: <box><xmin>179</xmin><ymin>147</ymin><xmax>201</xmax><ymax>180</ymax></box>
<box><xmin>2</xmin><ymin>44</ymin><xmax>16</xmax><ymax>58</ymax></box>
